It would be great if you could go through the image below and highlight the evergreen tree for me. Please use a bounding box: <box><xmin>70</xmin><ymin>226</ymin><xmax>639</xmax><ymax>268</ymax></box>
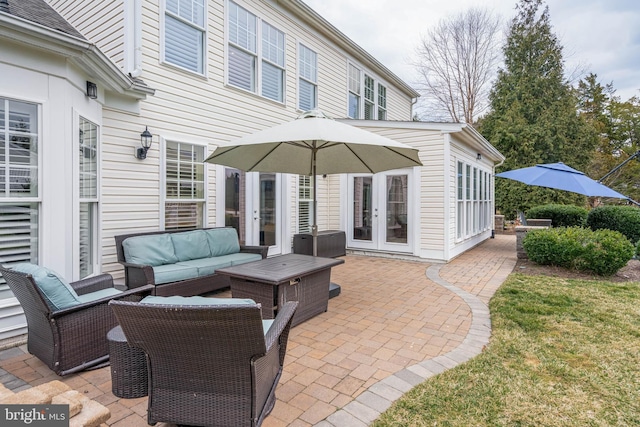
<box><xmin>478</xmin><ymin>0</ymin><xmax>597</xmax><ymax>218</ymax></box>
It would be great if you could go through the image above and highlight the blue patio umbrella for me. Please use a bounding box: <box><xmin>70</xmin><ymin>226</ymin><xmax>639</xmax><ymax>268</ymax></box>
<box><xmin>495</xmin><ymin>162</ymin><xmax>629</xmax><ymax>199</ymax></box>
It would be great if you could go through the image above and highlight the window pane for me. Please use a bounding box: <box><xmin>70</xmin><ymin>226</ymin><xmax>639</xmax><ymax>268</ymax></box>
<box><xmin>228</xmin><ymin>46</ymin><xmax>256</xmax><ymax>91</ymax></box>
<box><xmin>364</xmin><ymin>101</ymin><xmax>374</xmax><ymax>120</ymax></box>
<box><xmin>79</xmin><ymin>118</ymin><xmax>98</xmax><ymax>200</ymax></box>
<box><xmin>165</xmin><ymin>15</ymin><xmax>203</xmax><ymax>73</ymax></box>
<box><xmin>262</xmin><ymin>61</ymin><xmax>284</xmax><ymax>102</ymax></box>
<box><xmin>165</xmin><ymin>202</ymin><xmax>204</xmax><ymax>230</ymax></box>
<box><xmin>364</xmin><ymin>75</ymin><xmax>374</xmax><ymax>102</ymax></box>
<box><xmin>0</xmin><ymin>203</ymin><xmax>38</xmax><ymax>267</ymax></box>
<box><xmin>165</xmin><ymin>142</ymin><xmax>205</xmax><ymax>229</ymax></box>
<box><xmin>386</xmin><ymin>175</ymin><xmax>407</xmax><ymax>244</ymax></box>
<box><xmin>79</xmin><ymin>202</ymin><xmax>94</xmax><ymax>278</ymax></box>
<box><xmin>299</xmin><ymin>79</ymin><xmax>317</xmax><ymax>111</ymax></box>
<box><xmin>299</xmin><ymin>45</ymin><xmax>317</xmax><ymax>82</ymax></box>
<box><xmin>298</xmin><ymin>175</ymin><xmax>313</xmax><ymax>233</ymax></box>
<box><xmin>262</xmin><ymin>23</ymin><xmax>285</xmax><ymax>67</ymax></box>
<box><xmin>1</xmin><ymin>99</ymin><xmax>38</xmax><ymax>198</ymax></box>
<box><xmin>348</xmin><ymin>93</ymin><xmax>360</xmax><ymax>119</ymax></box>
<box><xmin>229</xmin><ymin>1</ymin><xmax>256</xmax><ymax>52</ymax></box>
<box><xmin>348</xmin><ymin>64</ymin><xmax>360</xmax><ymax>94</ymax></box>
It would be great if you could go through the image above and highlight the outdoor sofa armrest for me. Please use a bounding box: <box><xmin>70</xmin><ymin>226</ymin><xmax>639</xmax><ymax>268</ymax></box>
<box><xmin>264</xmin><ymin>301</ymin><xmax>298</xmax><ymax>364</ymax></box>
<box><xmin>119</xmin><ymin>262</ymin><xmax>156</xmax><ymax>288</ymax></box>
<box><xmin>240</xmin><ymin>245</ymin><xmax>269</xmax><ymax>259</ymax></box>
<box><xmin>70</xmin><ymin>273</ymin><xmax>114</xmax><ymax>296</ymax></box>
<box><xmin>50</xmin><ymin>284</ymin><xmax>155</xmax><ymax>319</ymax></box>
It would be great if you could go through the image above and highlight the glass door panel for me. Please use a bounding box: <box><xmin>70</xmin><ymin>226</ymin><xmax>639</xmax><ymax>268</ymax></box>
<box><xmin>224</xmin><ymin>168</ymin><xmax>246</xmax><ymax>244</ymax></box>
<box><xmin>386</xmin><ymin>175</ymin><xmax>408</xmax><ymax>244</ymax></box>
<box><xmin>352</xmin><ymin>176</ymin><xmax>373</xmax><ymax>241</ymax></box>
<box><xmin>259</xmin><ymin>173</ymin><xmax>276</xmax><ymax>246</ymax></box>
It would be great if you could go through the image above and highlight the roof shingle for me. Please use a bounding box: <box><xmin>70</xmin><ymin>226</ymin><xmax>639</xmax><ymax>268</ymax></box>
<box><xmin>1</xmin><ymin>0</ymin><xmax>85</xmax><ymax>40</ymax></box>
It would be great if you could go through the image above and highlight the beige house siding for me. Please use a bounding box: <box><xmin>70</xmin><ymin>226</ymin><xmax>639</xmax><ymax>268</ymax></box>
<box><xmin>46</xmin><ymin>0</ymin><xmax>126</xmax><ymax>68</ymax></box>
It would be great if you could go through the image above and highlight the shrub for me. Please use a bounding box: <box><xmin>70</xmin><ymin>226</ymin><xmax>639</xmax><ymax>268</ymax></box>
<box><xmin>523</xmin><ymin>227</ymin><xmax>634</xmax><ymax>276</ymax></box>
<box><xmin>525</xmin><ymin>204</ymin><xmax>588</xmax><ymax>227</ymax></box>
<box><xmin>586</xmin><ymin>205</ymin><xmax>640</xmax><ymax>244</ymax></box>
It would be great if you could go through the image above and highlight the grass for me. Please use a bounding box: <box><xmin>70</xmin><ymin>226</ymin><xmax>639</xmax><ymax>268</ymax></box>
<box><xmin>373</xmin><ymin>274</ymin><xmax>640</xmax><ymax>427</ymax></box>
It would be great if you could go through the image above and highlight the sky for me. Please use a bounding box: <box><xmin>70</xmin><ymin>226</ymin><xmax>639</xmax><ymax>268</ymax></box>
<box><xmin>304</xmin><ymin>0</ymin><xmax>640</xmax><ymax>102</ymax></box>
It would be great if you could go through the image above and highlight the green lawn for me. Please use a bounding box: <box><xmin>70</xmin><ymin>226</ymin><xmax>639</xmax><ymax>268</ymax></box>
<box><xmin>373</xmin><ymin>274</ymin><xmax>640</xmax><ymax>427</ymax></box>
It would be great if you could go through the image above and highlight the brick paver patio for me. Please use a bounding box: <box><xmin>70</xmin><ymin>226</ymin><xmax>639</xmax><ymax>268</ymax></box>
<box><xmin>0</xmin><ymin>234</ymin><xmax>516</xmax><ymax>426</ymax></box>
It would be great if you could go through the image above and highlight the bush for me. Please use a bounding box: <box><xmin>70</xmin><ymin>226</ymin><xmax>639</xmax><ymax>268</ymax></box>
<box><xmin>525</xmin><ymin>204</ymin><xmax>588</xmax><ymax>227</ymax></box>
<box><xmin>586</xmin><ymin>205</ymin><xmax>640</xmax><ymax>244</ymax></box>
<box><xmin>523</xmin><ymin>227</ymin><xmax>634</xmax><ymax>276</ymax></box>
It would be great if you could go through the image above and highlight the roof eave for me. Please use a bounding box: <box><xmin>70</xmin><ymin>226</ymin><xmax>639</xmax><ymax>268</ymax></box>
<box><xmin>0</xmin><ymin>13</ymin><xmax>154</xmax><ymax>99</ymax></box>
<box><xmin>277</xmin><ymin>0</ymin><xmax>419</xmax><ymax>99</ymax></box>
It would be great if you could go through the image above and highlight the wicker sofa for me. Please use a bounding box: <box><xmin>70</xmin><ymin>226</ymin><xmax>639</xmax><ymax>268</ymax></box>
<box><xmin>115</xmin><ymin>227</ymin><xmax>268</xmax><ymax>296</ymax></box>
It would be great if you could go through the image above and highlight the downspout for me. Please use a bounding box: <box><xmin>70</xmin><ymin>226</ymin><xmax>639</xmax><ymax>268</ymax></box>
<box><xmin>125</xmin><ymin>0</ymin><xmax>143</xmax><ymax>77</ymax></box>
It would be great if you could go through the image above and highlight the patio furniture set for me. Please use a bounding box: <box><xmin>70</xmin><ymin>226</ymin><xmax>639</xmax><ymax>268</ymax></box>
<box><xmin>1</xmin><ymin>226</ymin><xmax>344</xmax><ymax>426</ymax></box>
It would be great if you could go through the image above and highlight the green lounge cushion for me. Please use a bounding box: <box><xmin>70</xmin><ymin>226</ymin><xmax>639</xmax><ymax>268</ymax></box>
<box><xmin>10</xmin><ymin>263</ymin><xmax>79</xmax><ymax>310</ymax></box>
<box><xmin>151</xmin><ymin>264</ymin><xmax>199</xmax><ymax>285</ymax></box>
<box><xmin>123</xmin><ymin>234</ymin><xmax>179</xmax><ymax>266</ymax></box>
<box><xmin>262</xmin><ymin>319</ymin><xmax>274</xmax><ymax>335</ymax></box>
<box><xmin>205</xmin><ymin>228</ymin><xmax>241</xmax><ymax>257</ymax></box>
<box><xmin>224</xmin><ymin>252</ymin><xmax>263</xmax><ymax>266</ymax></box>
<box><xmin>77</xmin><ymin>288</ymin><xmax>122</xmax><ymax>304</ymax></box>
<box><xmin>140</xmin><ymin>296</ymin><xmax>256</xmax><ymax>306</ymax></box>
<box><xmin>175</xmin><ymin>258</ymin><xmax>233</xmax><ymax>277</ymax></box>
<box><xmin>171</xmin><ymin>230</ymin><xmax>211</xmax><ymax>261</ymax></box>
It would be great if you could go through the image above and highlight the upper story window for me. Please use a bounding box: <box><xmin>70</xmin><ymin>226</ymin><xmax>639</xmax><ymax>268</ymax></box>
<box><xmin>298</xmin><ymin>44</ymin><xmax>317</xmax><ymax>111</ymax></box>
<box><xmin>164</xmin><ymin>0</ymin><xmax>206</xmax><ymax>74</ymax></box>
<box><xmin>227</xmin><ymin>1</ymin><xmax>285</xmax><ymax>103</ymax></box>
<box><xmin>348</xmin><ymin>64</ymin><xmax>388</xmax><ymax>120</ymax></box>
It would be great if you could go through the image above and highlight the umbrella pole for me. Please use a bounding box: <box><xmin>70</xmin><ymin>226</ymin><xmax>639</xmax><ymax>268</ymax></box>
<box><xmin>312</xmin><ymin>147</ymin><xmax>318</xmax><ymax>257</ymax></box>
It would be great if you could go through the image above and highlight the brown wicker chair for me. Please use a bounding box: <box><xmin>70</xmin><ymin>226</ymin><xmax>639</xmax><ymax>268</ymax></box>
<box><xmin>0</xmin><ymin>265</ymin><xmax>153</xmax><ymax>376</ymax></box>
<box><xmin>109</xmin><ymin>299</ymin><xmax>298</xmax><ymax>427</ymax></box>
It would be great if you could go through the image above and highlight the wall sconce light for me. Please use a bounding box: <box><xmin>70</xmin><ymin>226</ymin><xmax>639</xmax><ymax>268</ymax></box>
<box><xmin>477</xmin><ymin>153</ymin><xmax>482</xmax><ymax>161</ymax></box>
<box><xmin>86</xmin><ymin>81</ymin><xmax>98</xmax><ymax>99</ymax></box>
<box><xmin>136</xmin><ymin>126</ymin><xmax>153</xmax><ymax>160</ymax></box>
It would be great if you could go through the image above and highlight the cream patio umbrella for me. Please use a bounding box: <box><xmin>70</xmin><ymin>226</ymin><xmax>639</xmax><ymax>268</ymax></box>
<box><xmin>205</xmin><ymin>109</ymin><xmax>423</xmax><ymax>256</ymax></box>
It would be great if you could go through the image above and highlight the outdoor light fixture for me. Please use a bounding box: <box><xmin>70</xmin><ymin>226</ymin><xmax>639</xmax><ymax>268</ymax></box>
<box><xmin>136</xmin><ymin>126</ymin><xmax>153</xmax><ymax>160</ymax></box>
<box><xmin>477</xmin><ymin>153</ymin><xmax>482</xmax><ymax>161</ymax></box>
<box><xmin>86</xmin><ymin>81</ymin><xmax>98</xmax><ymax>99</ymax></box>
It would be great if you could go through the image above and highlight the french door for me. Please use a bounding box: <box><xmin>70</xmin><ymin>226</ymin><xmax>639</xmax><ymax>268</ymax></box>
<box><xmin>347</xmin><ymin>170</ymin><xmax>413</xmax><ymax>252</ymax></box>
<box><xmin>223</xmin><ymin>168</ymin><xmax>283</xmax><ymax>256</ymax></box>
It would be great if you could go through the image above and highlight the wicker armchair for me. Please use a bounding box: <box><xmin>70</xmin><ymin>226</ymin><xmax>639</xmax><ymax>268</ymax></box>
<box><xmin>0</xmin><ymin>265</ymin><xmax>153</xmax><ymax>376</ymax></box>
<box><xmin>109</xmin><ymin>299</ymin><xmax>298</xmax><ymax>427</ymax></box>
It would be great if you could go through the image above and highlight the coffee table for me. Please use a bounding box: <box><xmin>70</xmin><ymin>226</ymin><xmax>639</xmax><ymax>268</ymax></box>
<box><xmin>216</xmin><ymin>254</ymin><xmax>344</xmax><ymax>326</ymax></box>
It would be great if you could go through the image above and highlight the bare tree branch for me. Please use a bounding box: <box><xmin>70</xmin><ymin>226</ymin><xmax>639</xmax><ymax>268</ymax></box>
<box><xmin>413</xmin><ymin>8</ymin><xmax>502</xmax><ymax>124</ymax></box>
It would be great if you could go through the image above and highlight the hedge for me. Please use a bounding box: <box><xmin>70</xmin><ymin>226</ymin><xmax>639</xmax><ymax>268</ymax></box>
<box><xmin>522</xmin><ymin>226</ymin><xmax>634</xmax><ymax>276</ymax></box>
<box><xmin>586</xmin><ymin>205</ymin><xmax>640</xmax><ymax>244</ymax></box>
<box><xmin>525</xmin><ymin>204</ymin><xmax>588</xmax><ymax>227</ymax></box>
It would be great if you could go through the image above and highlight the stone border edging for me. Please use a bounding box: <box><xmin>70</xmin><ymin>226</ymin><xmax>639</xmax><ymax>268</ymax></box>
<box><xmin>315</xmin><ymin>264</ymin><xmax>492</xmax><ymax>427</ymax></box>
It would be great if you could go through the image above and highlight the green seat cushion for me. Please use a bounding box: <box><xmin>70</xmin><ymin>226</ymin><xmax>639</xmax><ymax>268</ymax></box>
<box><xmin>123</xmin><ymin>234</ymin><xmax>179</xmax><ymax>266</ymax></box>
<box><xmin>10</xmin><ymin>263</ymin><xmax>79</xmax><ymax>310</ymax></box>
<box><xmin>205</xmin><ymin>228</ymin><xmax>241</xmax><ymax>257</ymax></box>
<box><xmin>262</xmin><ymin>319</ymin><xmax>274</xmax><ymax>335</ymax></box>
<box><xmin>77</xmin><ymin>288</ymin><xmax>122</xmax><ymax>304</ymax></box>
<box><xmin>171</xmin><ymin>230</ymin><xmax>211</xmax><ymax>262</ymax></box>
<box><xmin>175</xmin><ymin>258</ymin><xmax>233</xmax><ymax>277</ymax></box>
<box><xmin>225</xmin><ymin>252</ymin><xmax>263</xmax><ymax>266</ymax></box>
<box><xmin>151</xmin><ymin>264</ymin><xmax>199</xmax><ymax>285</ymax></box>
<box><xmin>141</xmin><ymin>295</ymin><xmax>256</xmax><ymax>306</ymax></box>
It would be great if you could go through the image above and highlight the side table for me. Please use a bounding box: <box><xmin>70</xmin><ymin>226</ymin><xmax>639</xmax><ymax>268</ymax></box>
<box><xmin>107</xmin><ymin>325</ymin><xmax>148</xmax><ymax>398</ymax></box>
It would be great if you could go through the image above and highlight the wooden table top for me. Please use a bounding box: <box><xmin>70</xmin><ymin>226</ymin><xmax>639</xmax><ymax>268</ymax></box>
<box><xmin>216</xmin><ymin>253</ymin><xmax>344</xmax><ymax>285</ymax></box>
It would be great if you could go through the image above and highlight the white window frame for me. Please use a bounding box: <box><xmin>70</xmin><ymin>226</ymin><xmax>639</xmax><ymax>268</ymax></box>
<box><xmin>0</xmin><ymin>97</ymin><xmax>41</xmax><ymax>271</ymax></box>
<box><xmin>348</xmin><ymin>63</ymin><xmax>388</xmax><ymax>120</ymax></box>
<box><xmin>297</xmin><ymin>175</ymin><xmax>313</xmax><ymax>233</ymax></box>
<box><xmin>456</xmin><ymin>159</ymin><xmax>493</xmax><ymax>241</ymax></box>
<box><xmin>226</xmin><ymin>1</ymin><xmax>286</xmax><ymax>103</ymax></box>
<box><xmin>298</xmin><ymin>43</ymin><xmax>318</xmax><ymax>111</ymax></box>
<box><xmin>161</xmin><ymin>0</ymin><xmax>207</xmax><ymax>75</ymax></box>
<box><xmin>161</xmin><ymin>138</ymin><xmax>207</xmax><ymax>230</ymax></box>
<box><xmin>77</xmin><ymin>116</ymin><xmax>99</xmax><ymax>279</ymax></box>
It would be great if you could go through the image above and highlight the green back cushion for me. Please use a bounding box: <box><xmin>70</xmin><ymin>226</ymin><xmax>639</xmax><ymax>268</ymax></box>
<box><xmin>141</xmin><ymin>296</ymin><xmax>256</xmax><ymax>306</ymax></box>
<box><xmin>205</xmin><ymin>228</ymin><xmax>241</xmax><ymax>257</ymax></box>
<box><xmin>10</xmin><ymin>263</ymin><xmax>79</xmax><ymax>310</ymax></box>
<box><xmin>170</xmin><ymin>230</ymin><xmax>211</xmax><ymax>261</ymax></box>
<box><xmin>122</xmin><ymin>234</ymin><xmax>179</xmax><ymax>266</ymax></box>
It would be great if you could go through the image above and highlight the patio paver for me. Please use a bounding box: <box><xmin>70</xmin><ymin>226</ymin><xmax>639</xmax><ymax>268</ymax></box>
<box><xmin>0</xmin><ymin>234</ymin><xmax>516</xmax><ymax>426</ymax></box>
